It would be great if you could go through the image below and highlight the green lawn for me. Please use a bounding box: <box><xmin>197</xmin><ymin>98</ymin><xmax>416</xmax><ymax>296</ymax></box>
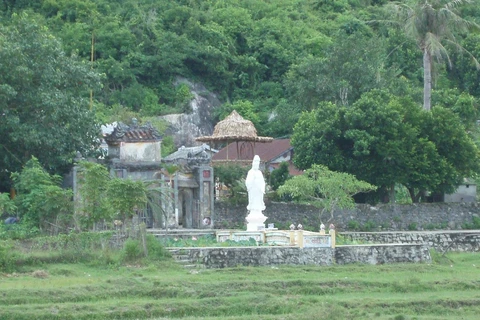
<box><xmin>1</xmin><ymin>253</ymin><xmax>479</xmax><ymax>320</ymax></box>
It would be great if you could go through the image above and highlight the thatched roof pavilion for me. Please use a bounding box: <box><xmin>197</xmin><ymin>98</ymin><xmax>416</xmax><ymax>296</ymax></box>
<box><xmin>196</xmin><ymin>110</ymin><xmax>272</xmax><ymax>162</ymax></box>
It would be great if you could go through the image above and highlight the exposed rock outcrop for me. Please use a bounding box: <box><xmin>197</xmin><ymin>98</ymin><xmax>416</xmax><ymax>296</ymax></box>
<box><xmin>160</xmin><ymin>78</ymin><xmax>221</xmax><ymax>147</ymax></box>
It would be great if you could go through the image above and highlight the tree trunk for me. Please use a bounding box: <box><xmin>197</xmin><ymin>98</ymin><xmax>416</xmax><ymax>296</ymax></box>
<box><xmin>389</xmin><ymin>183</ymin><xmax>395</xmax><ymax>203</ymax></box>
<box><xmin>408</xmin><ymin>187</ymin><xmax>416</xmax><ymax>203</ymax></box>
<box><xmin>423</xmin><ymin>48</ymin><xmax>432</xmax><ymax>111</ymax></box>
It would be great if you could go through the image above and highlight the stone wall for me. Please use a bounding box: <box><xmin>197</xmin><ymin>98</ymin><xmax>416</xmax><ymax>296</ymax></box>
<box><xmin>185</xmin><ymin>247</ymin><xmax>333</xmax><ymax>268</ymax></box>
<box><xmin>172</xmin><ymin>244</ymin><xmax>431</xmax><ymax>268</ymax></box>
<box><xmin>334</xmin><ymin>244</ymin><xmax>431</xmax><ymax>265</ymax></box>
<box><xmin>214</xmin><ymin>201</ymin><xmax>480</xmax><ymax>231</ymax></box>
<box><xmin>341</xmin><ymin>231</ymin><xmax>480</xmax><ymax>253</ymax></box>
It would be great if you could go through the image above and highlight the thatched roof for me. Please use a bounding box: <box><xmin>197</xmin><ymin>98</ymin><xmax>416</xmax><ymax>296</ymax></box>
<box><xmin>196</xmin><ymin>110</ymin><xmax>273</xmax><ymax>143</ymax></box>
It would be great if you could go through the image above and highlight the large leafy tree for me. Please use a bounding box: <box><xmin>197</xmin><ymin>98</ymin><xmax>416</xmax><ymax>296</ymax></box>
<box><xmin>0</xmin><ymin>13</ymin><xmax>101</xmax><ymax>192</ymax></box>
<box><xmin>387</xmin><ymin>0</ymin><xmax>480</xmax><ymax>110</ymax></box>
<box><xmin>291</xmin><ymin>90</ymin><xmax>480</xmax><ymax>203</ymax></box>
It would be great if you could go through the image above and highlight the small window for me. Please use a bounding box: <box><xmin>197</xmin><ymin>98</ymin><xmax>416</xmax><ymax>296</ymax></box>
<box><xmin>114</xmin><ymin>169</ymin><xmax>126</xmax><ymax>178</ymax></box>
<box><xmin>203</xmin><ymin>170</ymin><xmax>210</xmax><ymax>178</ymax></box>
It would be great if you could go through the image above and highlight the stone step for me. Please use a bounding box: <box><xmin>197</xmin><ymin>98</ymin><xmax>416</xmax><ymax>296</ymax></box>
<box><xmin>168</xmin><ymin>249</ymin><xmax>201</xmax><ymax>268</ymax></box>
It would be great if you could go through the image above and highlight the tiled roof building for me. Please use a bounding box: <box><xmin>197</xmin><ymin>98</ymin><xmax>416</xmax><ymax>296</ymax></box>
<box><xmin>212</xmin><ymin>139</ymin><xmax>302</xmax><ymax>176</ymax></box>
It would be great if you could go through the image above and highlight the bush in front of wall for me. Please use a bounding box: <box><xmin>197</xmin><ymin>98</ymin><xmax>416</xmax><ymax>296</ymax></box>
<box><xmin>407</xmin><ymin>222</ymin><xmax>417</xmax><ymax>231</ymax></box>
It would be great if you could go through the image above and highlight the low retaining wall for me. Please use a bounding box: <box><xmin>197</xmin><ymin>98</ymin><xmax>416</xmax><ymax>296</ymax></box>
<box><xmin>182</xmin><ymin>247</ymin><xmax>333</xmax><ymax>268</ymax></box>
<box><xmin>171</xmin><ymin>244</ymin><xmax>430</xmax><ymax>268</ymax></box>
<box><xmin>341</xmin><ymin>230</ymin><xmax>480</xmax><ymax>252</ymax></box>
<box><xmin>335</xmin><ymin>244</ymin><xmax>431</xmax><ymax>265</ymax></box>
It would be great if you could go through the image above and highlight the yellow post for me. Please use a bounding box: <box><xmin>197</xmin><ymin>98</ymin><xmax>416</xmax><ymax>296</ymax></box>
<box><xmin>289</xmin><ymin>230</ymin><xmax>294</xmax><ymax>245</ymax></box>
<box><xmin>329</xmin><ymin>230</ymin><xmax>336</xmax><ymax>248</ymax></box>
<box><xmin>297</xmin><ymin>230</ymin><xmax>304</xmax><ymax>248</ymax></box>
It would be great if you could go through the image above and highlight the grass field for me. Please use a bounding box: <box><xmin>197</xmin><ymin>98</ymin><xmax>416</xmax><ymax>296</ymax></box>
<box><xmin>1</xmin><ymin>251</ymin><xmax>479</xmax><ymax>320</ymax></box>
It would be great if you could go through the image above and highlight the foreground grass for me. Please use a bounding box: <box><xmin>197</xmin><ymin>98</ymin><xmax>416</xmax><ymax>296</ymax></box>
<box><xmin>0</xmin><ymin>253</ymin><xmax>479</xmax><ymax>320</ymax></box>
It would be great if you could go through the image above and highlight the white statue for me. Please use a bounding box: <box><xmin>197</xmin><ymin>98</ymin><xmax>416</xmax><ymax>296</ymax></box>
<box><xmin>245</xmin><ymin>155</ymin><xmax>266</xmax><ymax>212</ymax></box>
<box><xmin>245</xmin><ymin>155</ymin><xmax>267</xmax><ymax>231</ymax></box>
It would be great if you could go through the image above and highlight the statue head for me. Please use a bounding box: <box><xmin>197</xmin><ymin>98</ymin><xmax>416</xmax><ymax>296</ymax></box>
<box><xmin>252</xmin><ymin>155</ymin><xmax>260</xmax><ymax>170</ymax></box>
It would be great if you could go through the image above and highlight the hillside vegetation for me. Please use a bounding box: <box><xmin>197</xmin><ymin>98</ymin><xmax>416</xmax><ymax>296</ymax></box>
<box><xmin>2</xmin><ymin>0</ymin><xmax>479</xmax><ymax>134</ymax></box>
<box><xmin>1</xmin><ymin>0</ymin><xmax>480</xmax><ymax>200</ymax></box>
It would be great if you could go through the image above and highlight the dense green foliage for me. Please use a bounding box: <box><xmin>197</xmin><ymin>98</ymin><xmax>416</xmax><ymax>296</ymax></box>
<box><xmin>0</xmin><ymin>192</ymin><xmax>16</xmax><ymax>216</ymax></box>
<box><xmin>269</xmin><ymin>161</ymin><xmax>291</xmax><ymax>191</ymax></box>
<box><xmin>11</xmin><ymin>157</ymin><xmax>73</xmax><ymax>231</ymax></box>
<box><xmin>106</xmin><ymin>178</ymin><xmax>148</xmax><ymax>221</ymax></box>
<box><xmin>9</xmin><ymin>160</ymin><xmax>172</xmax><ymax>235</ymax></box>
<box><xmin>0</xmin><ymin>13</ymin><xmax>101</xmax><ymax>191</ymax></box>
<box><xmin>385</xmin><ymin>0</ymin><xmax>480</xmax><ymax>111</ymax></box>
<box><xmin>3</xmin><ymin>0</ymin><xmax>478</xmax><ymax>129</ymax></box>
<box><xmin>76</xmin><ymin>162</ymin><xmax>113</xmax><ymax>229</ymax></box>
<box><xmin>1</xmin><ymin>0</ymin><xmax>480</xmax><ymax>201</ymax></box>
<box><xmin>76</xmin><ymin>162</ymin><xmax>173</xmax><ymax>231</ymax></box>
<box><xmin>291</xmin><ymin>91</ymin><xmax>480</xmax><ymax>202</ymax></box>
<box><xmin>213</xmin><ymin>163</ymin><xmax>248</xmax><ymax>199</ymax></box>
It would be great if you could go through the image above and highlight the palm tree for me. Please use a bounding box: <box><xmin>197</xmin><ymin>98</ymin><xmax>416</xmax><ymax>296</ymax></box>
<box><xmin>388</xmin><ymin>0</ymin><xmax>480</xmax><ymax>110</ymax></box>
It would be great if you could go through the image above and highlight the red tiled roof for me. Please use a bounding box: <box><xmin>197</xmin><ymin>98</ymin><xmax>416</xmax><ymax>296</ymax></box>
<box><xmin>212</xmin><ymin>139</ymin><xmax>293</xmax><ymax>162</ymax></box>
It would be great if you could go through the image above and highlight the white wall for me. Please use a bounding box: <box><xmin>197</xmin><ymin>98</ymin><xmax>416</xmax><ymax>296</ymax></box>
<box><xmin>444</xmin><ymin>184</ymin><xmax>477</xmax><ymax>202</ymax></box>
<box><xmin>119</xmin><ymin>142</ymin><xmax>161</xmax><ymax>162</ymax></box>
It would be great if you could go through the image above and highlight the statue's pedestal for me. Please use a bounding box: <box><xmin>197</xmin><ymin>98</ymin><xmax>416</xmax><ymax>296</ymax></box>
<box><xmin>246</xmin><ymin>210</ymin><xmax>267</xmax><ymax>231</ymax></box>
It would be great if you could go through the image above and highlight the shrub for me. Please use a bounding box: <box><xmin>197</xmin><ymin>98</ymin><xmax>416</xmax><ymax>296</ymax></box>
<box><xmin>430</xmin><ymin>249</ymin><xmax>453</xmax><ymax>265</ymax></box>
<box><xmin>424</xmin><ymin>223</ymin><xmax>436</xmax><ymax>230</ymax></box>
<box><xmin>0</xmin><ymin>241</ymin><xmax>18</xmax><ymax>272</ymax></box>
<box><xmin>145</xmin><ymin>234</ymin><xmax>170</xmax><ymax>260</ymax></box>
<box><xmin>347</xmin><ymin>220</ymin><xmax>360</xmax><ymax>231</ymax></box>
<box><xmin>11</xmin><ymin>157</ymin><xmax>73</xmax><ymax>232</ymax></box>
<box><xmin>77</xmin><ymin>162</ymin><xmax>113</xmax><ymax>230</ymax></box>
<box><xmin>270</xmin><ymin>161</ymin><xmax>291</xmax><ymax>191</ymax></box>
<box><xmin>0</xmin><ymin>192</ymin><xmax>17</xmax><ymax>216</ymax></box>
<box><xmin>0</xmin><ymin>222</ymin><xmax>39</xmax><ymax>240</ymax></box>
<box><xmin>214</xmin><ymin>164</ymin><xmax>248</xmax><ymax>200</ymax></box>
<box><xmin>122</xmin><ymin>239</ymin><xmax>144</xmax><ymax>263</ymax></box>
<box><xmin>361</xmin><ymin>220</ymin><xmax>377</xmax><ymax>231</ymax></box>
<box><xmin>462</xmin><ymin>216</ymin><xmax>480</xmax><ymax>230</ymax></box>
